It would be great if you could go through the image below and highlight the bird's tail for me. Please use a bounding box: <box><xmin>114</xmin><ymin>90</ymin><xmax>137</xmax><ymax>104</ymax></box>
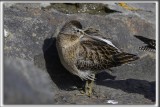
<box><xmin>112</xmin><ymin>52</ymin><xmax>139</xmax><ymax>66</ymax></box>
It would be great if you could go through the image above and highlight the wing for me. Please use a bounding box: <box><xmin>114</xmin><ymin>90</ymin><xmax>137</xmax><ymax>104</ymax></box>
<box><xmin>75</xmin><ymin>35</ymin><xmax>139</xmax><ymax>72</ymax></box>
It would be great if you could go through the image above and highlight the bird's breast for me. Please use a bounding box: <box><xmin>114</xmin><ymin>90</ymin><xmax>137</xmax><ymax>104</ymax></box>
<box><xmin>62</xmin><ymin>44</ymin><xmax>78</xmax><ymax>62</ymax></box>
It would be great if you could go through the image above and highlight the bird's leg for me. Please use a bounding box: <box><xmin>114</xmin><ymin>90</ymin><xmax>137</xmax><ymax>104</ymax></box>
<box><xmin>85</xmin><ymin>80</ymin><xmax>89</xmax><ymax>94</ymax></box>
<box><xmin>75</xmin><ymin>80</ymin><xmax>88</xmax><ymax>96</ymax></box>
<box><xmin>75</xmin><ymin>75</ymin><xmax>95</xmax><ymax>97</ymax></box>
<box><xmin>87</xmin><ymin>75</ymin><xmax>95</xmax><ymax>97</ymax></box>
<box><xmin>87</xmin><ymin>80</ymin><xmax>93</xmax><ymax>97</ymax></box>
<box><xmin>77</xmin><ymin>80</ymin><xmax>90</xmax><ymax>95</ymax></box>
<box><xmin>78</xmin><ymin>80</ymin><xmax>93</xmax><ymax>97</ymax></box>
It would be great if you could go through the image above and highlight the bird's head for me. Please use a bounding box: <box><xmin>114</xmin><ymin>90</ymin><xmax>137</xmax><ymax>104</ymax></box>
<box><xmin>57</xmin><ymin>20</ymin><xmax>84</xmax><ymax>48</ymax></box>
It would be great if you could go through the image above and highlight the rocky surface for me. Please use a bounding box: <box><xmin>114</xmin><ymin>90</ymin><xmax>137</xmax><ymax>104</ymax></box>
<box><xmin>3</xmin><ymin>3</ymin><xmax>156</xmax><ymax>104</ymax></box>
<box><xmin>4</xmin><ymin>57</ymin><xmax>57</xmax><ymax>104</ymax></box>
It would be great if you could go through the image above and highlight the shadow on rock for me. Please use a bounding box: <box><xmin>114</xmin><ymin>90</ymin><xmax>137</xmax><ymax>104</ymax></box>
<box><xmin>96</xmin><ymin>79</ymin><xmax>155</xmax><ymax>102</ymax></box>
<box><xmin>43</xmin><ymin>37</ymin><xmax>84</xmax><ymax>90</ymax></box>
<box><xmin>96</xmin><ymin>71</ymin><xmax>116</xmax><ymax>81</ymax></box>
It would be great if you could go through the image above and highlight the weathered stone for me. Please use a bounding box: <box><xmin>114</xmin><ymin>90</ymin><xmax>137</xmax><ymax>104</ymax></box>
<box><xmin>4</xmin><ymin>57</ymin><xmax>57</xmax><ymax>104</ymax></box>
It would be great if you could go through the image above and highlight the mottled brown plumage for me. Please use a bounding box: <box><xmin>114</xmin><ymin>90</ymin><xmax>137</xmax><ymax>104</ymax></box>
<box><xmin>56</xmin><ymin>20</ymin><xmax>139</xmax><ymax>96</ymax></box>
<box><xmin>76</xmin><ymin>36</ymin><xmax>138</xmax><ymax>72</ymax></box>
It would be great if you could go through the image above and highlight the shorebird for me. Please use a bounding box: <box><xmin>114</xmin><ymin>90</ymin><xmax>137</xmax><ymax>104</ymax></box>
<box><xmin>134</xmin><ymin>35</ymin><xmax>156</xmax><ymax>51</ymax></box>
<box><xmin>56</xmin><ymin>20</ymin><xmax>139</xmax><ymax>97</ymax></box>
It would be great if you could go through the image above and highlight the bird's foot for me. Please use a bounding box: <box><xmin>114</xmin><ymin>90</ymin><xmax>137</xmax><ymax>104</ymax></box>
<box><xmin>75</xmin><ymin>78</ymin><xmax>95</xmax><ymax>98</ymax></box>
<box><xmin>75</xmin><ymin>91</ymin><xmax>85</xmax><ymax>96</ymax></box>
<box><xmin>75</xmin><ymin>82</ymin><xmax>92</xmax><ymax>97</ymax></box>
<box><xmin>75</xmin><ymin>90</ymin><xmax>94</xmax><ymax>98</ymax></box>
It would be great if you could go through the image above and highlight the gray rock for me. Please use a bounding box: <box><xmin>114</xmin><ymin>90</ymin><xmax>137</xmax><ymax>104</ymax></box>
<box><xmin>107</xmin><ymin>3</ymin><xmax>156</xmax><ymax>24</ymax></box>
<box><xmin>3</xmin><ymin>3</ymin><xmax>156</xmax><ymax>104</ymax></box>
<box><xmin>4</xmin><ymin>57</ymin><xmax>58</xmax><ymax>104</ymax></box>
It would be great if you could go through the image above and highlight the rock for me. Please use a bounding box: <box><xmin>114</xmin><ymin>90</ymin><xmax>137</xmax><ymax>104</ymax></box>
<box><xmin>108</xmin><ymin>3</ymin><xmax>156</xmax><ymax>24</ymax></box>
<box><xmin>42</xmin><ymin>3</ymin><xmax>120</xmax><ymax>15</ymax></box>
<box><xmin>3</xmin><ymin>3</ymin><xmax>156</xmax><ymax>104</ymax></box>
<box><xmin>4</xmin><ymin>57</ymin><xmax>58</xmax><ymax>104</ymax></box>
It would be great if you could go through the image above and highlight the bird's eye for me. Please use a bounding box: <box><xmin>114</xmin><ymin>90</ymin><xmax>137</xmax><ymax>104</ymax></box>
<box><xmin>76</xmin><ymin>30</ymin><xmax>80</xmax><ymax>32</ymax></box>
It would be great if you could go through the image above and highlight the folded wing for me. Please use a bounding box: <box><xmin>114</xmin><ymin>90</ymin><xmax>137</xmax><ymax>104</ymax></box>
<box><xmin>75</xmin><ymin>36</ymin><xmax>139</xmax><ymax>71</ymax></box>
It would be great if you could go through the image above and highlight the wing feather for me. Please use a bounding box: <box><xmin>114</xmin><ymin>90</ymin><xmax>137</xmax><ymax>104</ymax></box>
<box><xmin>75</xmin><ymin>36</ymin><xmax>120</xmax><ymax>71</ymax></box>
<box><xmin>75</xmin><ymin>35</ymin><xmax>139</xmax><ymax>72</ymax></box>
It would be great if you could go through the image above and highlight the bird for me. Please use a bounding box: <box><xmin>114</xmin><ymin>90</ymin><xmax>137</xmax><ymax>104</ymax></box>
<box><xmin>134</xmin><ymin>35</ymin><xmax>156</xmax><ymax>51</ymax></box>
<box><xmin>56</xmin><ymin>20</ymin><xmax>139</xmax><ymax>97</ymax></box>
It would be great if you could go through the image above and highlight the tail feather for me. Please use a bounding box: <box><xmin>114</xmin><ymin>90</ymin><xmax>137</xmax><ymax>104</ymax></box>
<box><xmin>112</xmin><ymin>52</ymin><xmax>139</xmax><ymax>66</ymax></box>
